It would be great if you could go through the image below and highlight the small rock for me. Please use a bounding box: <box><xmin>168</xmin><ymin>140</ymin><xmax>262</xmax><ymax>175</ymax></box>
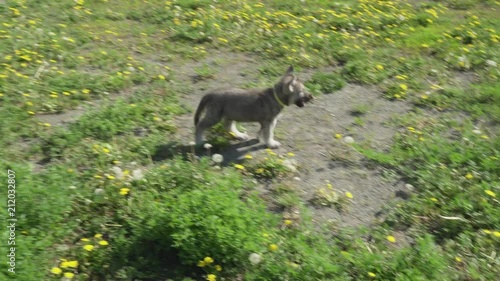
<box><xmin>68</xmin><ymin>185</ymin><xmax>77</xmax><ymax>190</ymax></box>
<box><xmin>472</xmin><ymin>129</ymin><xmax>481</xmax><ymax>135</ymax></box>
<box><xmin>343</xmin><ymin>136</ymin><xmax>355</xmax><ymax>143</ymax></box>
<box><xmin>404</xmin><ymin>183</ymin><xmax>414</xmax><ymax>190</ymax></box>
<box><xmin>293</xmin><ymin>176</ymin><xmax>301</xmax><ymax>181</ymax></box>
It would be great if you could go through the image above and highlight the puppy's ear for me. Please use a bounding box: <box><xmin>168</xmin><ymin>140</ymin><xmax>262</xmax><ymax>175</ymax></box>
<box><xmin>286</xmin><ymin>65</ymin><xmax>294</xmax><ymax>75</ymax></box>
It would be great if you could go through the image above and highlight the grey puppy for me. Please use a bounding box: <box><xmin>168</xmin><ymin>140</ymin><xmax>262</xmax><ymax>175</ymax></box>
<box><xmin>194</xmin><ymin>66</ymin><xmax>313</xmax><ymax>148</ymax></box>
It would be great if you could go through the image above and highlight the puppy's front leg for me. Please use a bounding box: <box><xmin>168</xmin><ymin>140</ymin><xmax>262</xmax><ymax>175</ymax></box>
<box><xmin>262</xmin><ymin>119</ymin><xmax>280</xmax><ymax>148</ymax></box>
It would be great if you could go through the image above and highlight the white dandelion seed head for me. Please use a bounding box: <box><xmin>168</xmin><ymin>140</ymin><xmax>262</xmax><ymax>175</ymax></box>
<box><xmin>249</xmin><ymin>253</ymin><xmax>262</xmax><ymax>265</ymax></box>
<box><xmin>132</xmin><ymin>169</ymin><xmax>144</xmax><ymax>181</ymax></box>
<box><xmin>111</xmin><ymin>166</ymin><xmax>123</xmax><ymax>179</ymax></box>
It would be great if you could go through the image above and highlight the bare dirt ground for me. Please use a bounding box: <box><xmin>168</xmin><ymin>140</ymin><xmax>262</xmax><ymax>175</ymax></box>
<box><xmin>168</xmin><ymin>51</ymin><xmax>413</xmax><ymax>228</ymax></box>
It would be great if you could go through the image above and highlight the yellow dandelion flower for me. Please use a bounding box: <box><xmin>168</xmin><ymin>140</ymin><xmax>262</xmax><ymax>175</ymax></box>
<box><xmin>386</xmin><ymin>235</ymin><xmax>396</xmax><ymax>243</ymax></box>
<box><xmin>493</xmin><ymin>231</ymin><xmax>500</xmax><ymax>237</ymax></box>
<box><xmin>28</xmin><ymin>111</ymin><xmax>35</xmax><ymax>115</ymax></box>
<box><xmin>421</xmin><ymin>94</ymin><xmax>428</xmax><ymax>99</ymax></box>
<box><xmin>98</xmin><ymin>240</ymin><xmax>109</xmax><ymax>246</ymax></box>
<box><xmin>43</xmin><ymin>123</ymin><xmax>51</xmax><ymax>127</ymax></box>
<box><xmin>197</xmin><ymin>260</ymin><xmax>206</xmax><ymax>267</ymax></box>
<box><xmin>482</xmin><ymin>229</ymin><xmax>492</xmax><ymax>234</ymax></box>
<box><xmin>234</xmin><ymin>164</ymin><xmax>245</xmax><ymax>170</ymax></box>
<box><xmin>399</xmin><ymin>84</ymin><xmax>408</xmax><ymax>91</ymax></box>
<box><xmin>244</xmin><ymin>154</ymin><xmax>253</xmax><ymax>159</ymax></box>
<box><xmin>376</xmin><ymin>64</ymin><xmax>384</xmax><ymax>70</ymax></box>
<box><xmin>106</xmin><ymin>175</ymin><xmax>115</xmax><ymax>180</ymax></box>
<box><xmin>287</xmin><ymin>152</ymin><xmax>295</xmax><ymax>156</ymax></box>
<box><xmin>102</xmin><ymin>148</ymin><xmax>110</xmax><ymax>154</ymax></box>
<box><xmin>345</xmin><ymin>192</ymin><xmax>353</xmax><ymax>199</ymax></box>
<box><xmin>284</xmin><ymin>219</ymin><xmax>293</xmax><ymax>225</ymax></box>
<box><xmin>80</xmin><ymin>238</ymin><xmax>90</xmax><ymax>242</ymax></box>
<box><xmin>82</xmin><ymin>89</ymin><xmax>90</xmax><ymax>94</ymax></box>
<box><xmin>455</xmin><ymin>256</ymin><xmax>462</xmax><ymax>262</ymax></box>
<box><xmin>63</xmin><ymin>91</ymin><xmax>71</xmax><ymax>96</ymax></box>
<box><xmin>207</xmin><ymin>274</ymin><xmax>216</xmax><ymax>281</ymax></box>
<box><xmin>465</xmin><ymin>173</ymin><xmax>474</xmax><ymax>179</ymax></box>
<box><xmin>269</xmin><ymin>244</ymin><xmax>278</xmax><ymax>251</ymax></box>
<box><xmin>67</xmin><ymin>260</ymin><xmax>78</xmax><ymax>268</ymax></box>
<box><xmin>158</xmin><ymin>74</ymin><xmax>166</xmax><ymax>80</ymax></box>
<box><xmin>83</xmin><ymin>245</ymin><xmax>94</xmax><ymax>251</ymax></box>
<box><xmin>215</xmin><ymin>264</ymin><xmax>222</xmax><ymax>271</ymax></box>
<box><xmin>255</xmin><ymin>168</ymin><xmax>265</xmax><ymax>174</ymax></box>
<box><xmin>60</xmin><ymin>261</ymin><xmax>70</xmax><ymax>268</ymax></box>
<box><xmin>94</xmin><ymin>233</ymin><xmax>103</xmax><ymax>238</ymax></box>
<box><xmin>203</xmin><ymin>256</ymin><xmax>214</xmax><ymax>264</ymax></box>
<box><xmin>368</xmin><ymin>272</ymin><xmax>376</xmax><ymax>277</ymax></box>
<box><xmin>119</xmin><ymin>188</ymin><xmax>130</xmax><ymax>195</ymax></box>
<box><xmin>430</xmin><ymin>197</ymin><xmax>438</xmax><ymax>202</ymax></box>
<box><xmin>50</xmin><ymin>267</ymin><xmax>62</xmax><ymax>275</ymax></box>
<box><xmin>484</xmin><ymin>190</ymin><xmax>496</xmax><ymax>197</ymax></box>
<box><xmin>26</xmin><ymin>101</ymin><xmax>33</xmax><ymax>106</ymax></box>
<box><xmin>335</xmin><ymin>133</ymin><xmax>342</xmax><ymax>139</ymax></box>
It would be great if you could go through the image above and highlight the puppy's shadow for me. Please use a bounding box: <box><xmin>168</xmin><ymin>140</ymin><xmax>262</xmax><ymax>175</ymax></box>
<box><xmin>216</xmin><ymin>139</ymin><xmax>265</xmax><ymax>165</ymax></box>
<box><xmin>152</xmin><ymin>141</ymin><xmax>189</xmax><ymax>162</ymax></box>
<box><xmin>152</xmin><ymin>139</ymin><xmax>266</xmax><ymax>165</ymax></box>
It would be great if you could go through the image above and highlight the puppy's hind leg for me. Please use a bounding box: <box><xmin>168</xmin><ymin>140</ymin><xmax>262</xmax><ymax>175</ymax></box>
<box><xmin>224</xmin><ymin>119</ymin><xmax>249</xmax><ymax>141</ymax></box>
<box><xmin>195</xmin><ymin>111</ymin><xmax>222</xmax><ymax>145</ymax></box>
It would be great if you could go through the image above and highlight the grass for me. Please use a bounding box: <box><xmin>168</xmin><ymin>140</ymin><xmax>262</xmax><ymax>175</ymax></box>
<box><xmin>1</xmin><ymin>0</ymin><xmax>499</xmax><ymax>280</ymax></box>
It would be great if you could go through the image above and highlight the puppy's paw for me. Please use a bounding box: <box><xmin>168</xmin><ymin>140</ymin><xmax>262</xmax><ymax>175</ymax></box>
<box><xmin>266</xmin><ymin>140</ymin><xmax>281</xmax><ymax>149</ymax></box>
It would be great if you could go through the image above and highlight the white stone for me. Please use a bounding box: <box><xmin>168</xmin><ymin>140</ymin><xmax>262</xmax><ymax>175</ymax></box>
<box><xmin>212</xmin><ymin>154</ymin><xmax>224</xmax><ymax>164</ymax></box>
<box><xmin>343</xmin><ymin>136</ymin><xmax>355</xmax><ymax>143</ymax></box>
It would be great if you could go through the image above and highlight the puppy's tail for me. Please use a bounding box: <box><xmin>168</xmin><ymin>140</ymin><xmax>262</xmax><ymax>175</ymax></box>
<box><xmin>194</xmin><ymin>94</ymin><xmax>212</xmax><ymax>126</ymax></box>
